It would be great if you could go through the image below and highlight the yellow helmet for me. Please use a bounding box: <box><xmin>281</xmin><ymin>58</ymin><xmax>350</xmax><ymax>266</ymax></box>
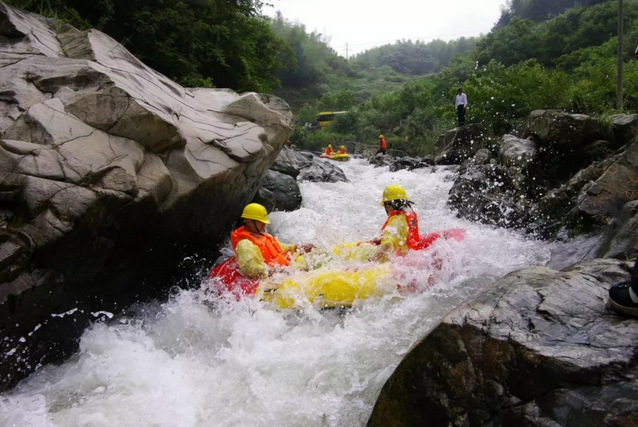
<box><xmin>381</xmin><ymin>184</ymin><xmax>407</xmax><ymax>206</ymax></box>
<box><xmin>378</xmin><ymin>134</ymin><xmax>384</xmax><ymax>139</ymax></box>
<box><xmin>241</xmin><ymin>203</ymin><xmax>270</xmax><ymax>224</ymax></box>
<box><xmin>328</xmin><ymin>144</ymin><xmax>332</xmax><ymax>148</ymax></box>
<box><xmin>340</xmin><ymin>145</ymin><xmax>345</xmax><ymax>149</ymax></box>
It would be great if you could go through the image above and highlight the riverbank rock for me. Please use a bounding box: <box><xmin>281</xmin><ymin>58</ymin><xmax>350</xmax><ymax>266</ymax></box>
<box><xmin>261</xmin><ymin>170</ymin><xmax>302</xmax><ymax>211</ymax></box>
<box><xmin>0</xmin><ymin>2</ymin><xmax>293</xmax><ymax>390</ymax></box>
<box><xmin>596</xmin><ymin>200</ymin><xmax>638</xmax><ymax>261</ymax></box>
<box><xmin>448</xmin><ymin>163</ymin><xmax>540</xmax><ymax>230</ymax></box>
<box><xmin>447</xmin><ymin>111</ymin><xmax>638</xmax><ymax>240</ymax></box>
<box><xmin>434</xmin><ymin>124</ymin><xmax>487</xmax><ymax>165</ymax></box>
<box><xmin>368</xmin><ymin>258</ymin><xmax>638</xmax><ymax>427</ymax></box>
<box><xmin>368</xmin><ymin>154</ymin><xmax>434</xmax><ymax>172</ymax></box>
<box><xmin>270</xmin><ymin>146</ymin><xmax>347</xmax><ymax>183</ymax></box>
<box><xmin>612</xmin><ymin>113</ymin><xmax>638</xmax><ymax>146</ymax></box>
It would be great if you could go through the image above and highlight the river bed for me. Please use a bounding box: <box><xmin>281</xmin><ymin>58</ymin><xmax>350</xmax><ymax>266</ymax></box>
<box><xmin>1</xmin><ymin>159</ymin><xmax>577</xmax><ymax>427</ymax></box>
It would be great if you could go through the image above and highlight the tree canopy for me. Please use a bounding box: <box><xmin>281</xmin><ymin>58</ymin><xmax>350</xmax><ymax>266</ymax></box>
<box><xmin>6</xmin><ymin>0</ymin><xmax>290</xmax><ymax>91</ymax></box>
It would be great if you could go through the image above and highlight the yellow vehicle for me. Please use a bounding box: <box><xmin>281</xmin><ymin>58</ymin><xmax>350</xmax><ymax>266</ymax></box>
<box><xmin>316</xmin><ymin>111</ymin><xmax>347</xmax><ymax>128</ymax></box>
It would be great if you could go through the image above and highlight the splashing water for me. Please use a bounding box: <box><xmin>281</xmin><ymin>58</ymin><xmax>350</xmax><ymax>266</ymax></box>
<box><xmin>2</xmin><ymin>159</ymin><xmax>562</xmax><ymax>427</ymax></box>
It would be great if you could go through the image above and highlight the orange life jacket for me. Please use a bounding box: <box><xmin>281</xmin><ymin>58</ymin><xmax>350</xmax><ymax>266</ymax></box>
<box><xmin>325</xmin><ymin>147</ymin><xmax>334</xmax><ymax>155</ymax></box>
<box><xmin>379</xmin><ymin>138</ymin><xmax>387</xmax><ymax>149</ymax></box>
<box><xmin>381</xmin><ymin>210</ymin><xmax>420</xmax><ymax>251</ymax></box>
<box><xmin>337</xmin><ymin>147</ymin><xmax>346</xmax><ymax>154</ymax></box>
<box><xmin>230</xmin><ymin>226</ymin><xmax>291</xmax><ymax>267</ymax></box>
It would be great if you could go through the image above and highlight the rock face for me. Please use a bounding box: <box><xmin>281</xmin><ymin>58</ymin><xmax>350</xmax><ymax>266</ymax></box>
<box><xmin>0</xmin><ymin>2</ymin><xmax>292</xmax><ymax>390</ymax></box>
<box><xmin>273</xmin><ymin>146</ymin><xmax>347</xmax><ymax>183</ymax></box>
<box><xmin>448</xmin><ymin>163</ymin><xmax>539</xmax><ymax>230</ymax></box>
<box><xmin>597</xmin><ymin>200</ymin><xmax>638</xmax><ymax>260</ymax></box>
<box><xmin>369</xmin><ymin>155</ymin><xmax>434</xmax><ymax>172</ymax></box>
<box><xmin>447</xmin><ymin>111</ymin><xmax>638</xmax><ymax>239</ymax></box>
<box><xmin>434</xmin><ymin>124</ymin><xmax>486</xmax><ymax>165</ymax></box>
<box><xmin>261</xmin><ymin>170</ymin><xmax>302</xmax><ymax>212</ymax></box>
<box><xmin>368</xmin><ymin>258</ymin><xmax>638</xmax><ymax>427</ymax></box>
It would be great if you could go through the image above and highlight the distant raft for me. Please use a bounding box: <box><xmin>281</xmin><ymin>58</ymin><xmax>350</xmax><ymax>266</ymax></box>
<box><xmin>320</xmin><ymin>153</ymin><xmax>350</xmax><ymax>161</ymax></box>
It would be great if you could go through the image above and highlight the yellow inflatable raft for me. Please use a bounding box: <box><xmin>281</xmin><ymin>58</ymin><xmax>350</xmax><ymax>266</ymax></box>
<box><xmin>258</xmin><ymin>263</ymin><xmax>395</xmax><ymax>309</ymax></box>
<box><xmin>328</xmin><ymin>153</ymin><xmax>350</xmax><ymax>161</ymax></box>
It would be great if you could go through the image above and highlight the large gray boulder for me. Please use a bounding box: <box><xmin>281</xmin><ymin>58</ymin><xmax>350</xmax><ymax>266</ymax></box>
<box><xmin>434</xmin><ymin>124</ymin><xmax>486</xmax><ymax>165</ymax></box>
<box><xmin>499</xmin><ymin>134</ymin><xmax>537</xmax><ymax>168</ymax></box>
<box><xmin>261</xmin><ymin>170</ymin><xmax>302</xmax><ymax>212</ymax></box>
<box><xmin>597</xmin><ymin>200</ymin><xmax>638</xmax><ymax>261</ymax></box>
<box><xmin>270</xmin><ymin>146</ymin><xmax>347</xmax><ymax>183</ymax></box>
<box><xmin>522</xmin><ymin>109</ymin><xmax>608</xmax><ymax>150</ymax></box>
<box><xmin>368</xmin><ymin>258</ymin><xmax>638</xmax><ymax>427</ymax></box>
<box><xmin>577</xmin><ymin>140</ymin><xmax>638</xmax><ymax>221</ymax></box>
<box><xmin>612</xmin><ymin>113</ymin><xmax>638</xmax><ymax>147</ymax></box>
<box><xmin>0</xmin><ymin>2</ymin><xmax>293</xmax><ymax>390</ymax></box>
<box><xmin>448</xmin><ymin>163</ymin><xmax>541</xmax><ymax>231</ymax></box>
<box><xmin>300</xmin><ymin>157</ymin><xmax>348</xmax><ymax>182</ymax></box>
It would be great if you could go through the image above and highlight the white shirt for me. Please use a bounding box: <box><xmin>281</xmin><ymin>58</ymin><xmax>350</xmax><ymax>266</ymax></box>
<box><xmin>455</xmin><ymin>93</ymin><xmax>467</xmax><ymax>108</ymax></box>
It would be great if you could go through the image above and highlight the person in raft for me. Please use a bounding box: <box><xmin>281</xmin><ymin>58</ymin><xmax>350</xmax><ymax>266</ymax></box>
<box><xmin>231</xmin><ymin>203</ymin><xmax>314</xmax><ymax>279</ymax></box>
<box><xmin>337</xmin><ymin>145</ymin><xmax>347</xmax><ymax>154</ymax></box>
<box><xmin>324</xmin><ymin>144</ymin><xmax>334</xmax><ymax>155</ymax></box>
<box><xmin>333</xmin><ymin>184</ymin><xmax>419</xmax><ymax>263</ymax></box>
<box><xmin>369</xmin><ymin>184</ymin><xmax>420</xmax><ymax>261</ymax></box>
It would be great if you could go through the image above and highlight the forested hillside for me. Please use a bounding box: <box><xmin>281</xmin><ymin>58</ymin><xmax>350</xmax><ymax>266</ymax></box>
<box><xmin>495</xmin><ymin>0</ymin><xmax>612</xmax><ymax>28</ymax></box>
<box><xmin>5</xmin><ymin>0</ymin><xmax>638</xmax><ymax>156</ymax></box>
<box><xmin>351</xmin><ymin>37</ymin><xmax>480</xmax><ymax>75</ymax></box>
<box><xmin>5</xmin><ymin>0</ymin><xmax>290</xmax><ymax>91</ymax></box>
<box><xmin>292</xmin><ymin>0</ymin><xmax>638</xmax><ymax>155</ymax></box>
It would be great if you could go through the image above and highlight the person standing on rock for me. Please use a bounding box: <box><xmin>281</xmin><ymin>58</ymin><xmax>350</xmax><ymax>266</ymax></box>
<box><xmin>230</xmin><ymin>203</ymin><xmax>314</xmax><ymax>279</ymax></box>
<box><xmin>609</xmin><ymin>255</ymin><xmax>638</xmax><ymax>317</ymax></box>
<box><xmin>455</xmin><ymin>88</ymin><xmax>468</xmax><ymax>127</ymax></box>
<box><xmin>377</xmin><ymin>135</ymin><xmax>387</xmax><ymax>155</ymax></box>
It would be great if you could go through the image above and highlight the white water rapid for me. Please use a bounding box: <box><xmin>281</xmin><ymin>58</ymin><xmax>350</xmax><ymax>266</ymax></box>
<box><xmin>1</xmin><ymin>159</ymin><xmax>580</xmax><ymax>427</ymax></box>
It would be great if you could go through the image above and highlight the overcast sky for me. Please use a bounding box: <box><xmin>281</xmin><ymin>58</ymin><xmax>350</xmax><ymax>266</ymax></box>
<box><xmin>264</xmin><ymin>0</ymin><xmax>508</xmax><ymax>57</ymax></box>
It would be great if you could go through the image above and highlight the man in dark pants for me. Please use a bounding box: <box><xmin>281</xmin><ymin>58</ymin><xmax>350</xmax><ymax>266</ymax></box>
<box><xmin>609</xmin><ymin>255</ymin><xmax>638</xmax><ymax>317</ymax></box>
<box><xmin>455</xmin><ymin>88</ymin><xmax>467</xmax><ymax>127</ymax></box>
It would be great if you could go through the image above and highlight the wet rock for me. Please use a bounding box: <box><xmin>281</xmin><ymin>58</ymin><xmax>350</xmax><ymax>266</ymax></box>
<box><xmin>368</xmin><ymin>155</ymin><xmax>434</xmax><ymax>172</ymax></box>
<box><xmin>261</xmin><ymin>170</ymin><xmax>302</xmax><ymax>212</ymax></box>
<box><xmin>369</xmin><ymin>258</ymin><xmax>638</xmax><ymax>427</ymax></box>
<box><xmin>448</xmin><ymin>164</ymin><xmax>539</xmax><ymax>230</ymax></box>
<box><xmin>270</xmin><ymin>146</ymin><xmax>346</xmax><ymax>183</ymax></box>
<box><xmin>0</xmin><ymin>2</ymin><xmax>293</xmax><ymax>390</ymax></box>
<box><xmin>612</xmin><ymin>113</ymin><xmax>638</xmax><ymax>147</ymax></box>
<box><xmin>596</xmin><ymin>200</ymin><xmax>638</xmax><ymax>261</ymax></box>
<box><xmin>499</xmin><ymin>134</ymin><xmax>536</xmax><ymax>168</ymax></box>
<box><xmin>251</xmin><ymin>186</ymin><xmax>276</xmax><ymax>213</ymax></box>
<box><xmin>463</xmin><ymin>148</ymin><xmax>492</xmax><ymax>167</ymax></box>
<box><xmin>434</xmin><ymin>124</ymin><xmax>486</xmax><ymax>165</ymax></box>
<box><xmin>537</xmin><ymin>155</ymin><xmax>620</xmax><ymax>233</ymax></box>
<box><xmin>368</xmin><ymin>154</ymin><xmax>391</xmax><ymax>168</ymax></box>
<box><xmin>270</xmin><ymin>146</ymin><xmax>301</xmax><ymax>178</ymax></box>
<box><xmin>388</xmin><ymin>156</ymin><xmax>434</xmax><ymax>172</ymax></box>
<box><xmin>577</xmin><ymin>140</ymin><xmax>638</xmax><ymax>222</ymax></box>
<box><xmin>522</xmin><ymin>109</ymin><xmax>608</xmax><ymax>150</ymax></box>
<box><xmin>299</xmin><ymin>157</ymin><xmax>347</xmax><ymax>183</ymax></box>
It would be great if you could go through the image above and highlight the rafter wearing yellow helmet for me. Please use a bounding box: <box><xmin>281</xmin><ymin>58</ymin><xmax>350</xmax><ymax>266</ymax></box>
<box><xmin>231</xmin><ymin>203</ymin><xmax>314</xmax><ymax>279</ymax></box>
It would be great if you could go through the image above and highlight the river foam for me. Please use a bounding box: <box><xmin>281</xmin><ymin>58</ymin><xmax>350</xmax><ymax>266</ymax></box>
<box><xmin>1</xmin><ymin>158</ymin><xmax>560</xmax><ymax>427</ymax></box>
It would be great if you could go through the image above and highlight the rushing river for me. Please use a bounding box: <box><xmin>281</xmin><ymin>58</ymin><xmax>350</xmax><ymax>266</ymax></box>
<box><xmin>1</xmin><ymin>158</ymin><xmax>582</xmax><ymax>427</ymax></box>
